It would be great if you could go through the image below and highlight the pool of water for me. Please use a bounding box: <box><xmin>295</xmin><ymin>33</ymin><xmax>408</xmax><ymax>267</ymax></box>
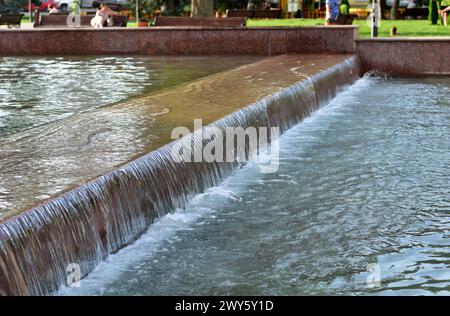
<box><xmin>0</xmin><ymin>55</ymin><xmax>262</xmax><ymax>216</ymax></box>
<box><xmin>0</xmin><ymin>56</ymin><xmax>256</xmax><ymax>137</ymax></box>
<box><xmin>61</xmin><ymin>76</ymin><xmax>450</xmax><ymax>296</ymax></box>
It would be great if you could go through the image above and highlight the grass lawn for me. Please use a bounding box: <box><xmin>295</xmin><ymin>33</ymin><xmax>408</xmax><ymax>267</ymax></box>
<box><xmin>247</xmin><ymin>18</ymin><xmax>450</xmax><ymax>37</ymax></box>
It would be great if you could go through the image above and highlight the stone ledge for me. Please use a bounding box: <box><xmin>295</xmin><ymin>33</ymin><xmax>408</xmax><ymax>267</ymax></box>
<box><xmin>0</xmin><ymin>25</ymin><xmax>359</xmax><ymax>32</ymax></box>
<box><xmin>0</xmin><ymin>27</ymin><xmax>357</xmax><ymax>55</ymax></box>
<box><xmin>357</xmin><ymin>39</ymin><xmax>450</xmax><ymax>75</ymax></box>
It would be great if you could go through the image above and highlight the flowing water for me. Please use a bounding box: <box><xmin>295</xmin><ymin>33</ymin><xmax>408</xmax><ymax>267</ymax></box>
<box><xmin>61</xmin><ymin>76</ymin><xmax>450</xmax><ymax>296</ymax></box>
<box><xmin>0</xmin><ymin>55</ymin><xmax>358</xmax><ymax>295</ymax></box>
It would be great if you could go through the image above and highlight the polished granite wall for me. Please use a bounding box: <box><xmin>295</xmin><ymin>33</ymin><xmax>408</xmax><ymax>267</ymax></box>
<box><xmin>0</xmin><ymin>26</ymin><xmax>358</xmax><ymax>56</ymax></box>
<box><xmin>357</xmin><ymin>38</ymin><xmax>450</xmax><ymax>75</ymax></box>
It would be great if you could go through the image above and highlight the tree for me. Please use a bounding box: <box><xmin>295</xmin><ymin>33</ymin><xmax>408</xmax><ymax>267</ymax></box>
<box><xmin>390</xmin><ymin>0</ymin><xmax>399</xmax><ymax>19</ymax></box>
<box><xmin>1</xmin><ymin>0</ymin><xmax>32</xmax><ymax>13</ymax></box>
<box><xmin>128</xmin><ymin>0</ymin><xmax>161</xmax><ymax>20</ymax></box>
<box><xmin>215</xmin><ymin>0</ymin><xmax>248</xmax><ymax>11</ymax></box>
<box><xmin>190</xmin><ymin>0</ymin><xmax>213</xmax><ymax>16</ymax></box>
<box><xmin>380</xmin><ymin>0</ymin><xmax>387</xmax><ymax>19</ymax></box>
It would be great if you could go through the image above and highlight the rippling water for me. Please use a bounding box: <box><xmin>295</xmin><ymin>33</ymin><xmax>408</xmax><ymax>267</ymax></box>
<box><xmin>60</xmin><ymin>76</ymin><xmax>450</xmax><ymax>296</ymax></box>
<box><xmin>0</xmin><ymin>56</ymin><xmax>256</xmax><ymax>136</ymax></box>
<box><xmin>0</xmin><ymin>55</ymin><xmax>260</xmax><ymax>215</ymax></box>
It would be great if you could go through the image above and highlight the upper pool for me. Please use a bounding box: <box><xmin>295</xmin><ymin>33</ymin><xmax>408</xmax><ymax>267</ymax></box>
<box><xmin>0</xmin><ymin>56</ymin><xmax>257</xmax><ymax>137</ymax></box>
<box><xmin>0</xmin><ymin>55</ymin><xmax>261</xmax><ymax>217</ymax></box>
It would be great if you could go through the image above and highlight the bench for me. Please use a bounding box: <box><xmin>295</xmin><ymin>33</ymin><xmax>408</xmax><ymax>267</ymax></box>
<box><xmin>226</xmin><ymin>9</ymin><xmax>281</xmax><ymax>19</ymax></box>
<box><xmin>402</xmin><ymin>8</ymin><xmax>429</xmax><ymax>19</ymax></box>
<box><xmin>154</xmin><ymin>16</ymin><xmax>247</xmax><ymax>27</ymax></box>
<box><xmin>335</xmin><ymin>13</ymin><xmax>356</xmax><ymax>25</ymax></box>
<box><xmin>225</xmin><ymin>9</ymin><xmax>252</xmax><ymax>18</ymax></box>
<box><xmin>34</xmin><ymin>12</ymin><xmax>128</xmax><ymax>28</ymax></box>
<box><xmin>0</xmin><ymin>14</ymin><xmax>24</xmax><ymax>28</ymax></box>
<box><xmin>253</xmin><ymin>9</ymin><xmax>281</xmax><ymax>19</ymax></box>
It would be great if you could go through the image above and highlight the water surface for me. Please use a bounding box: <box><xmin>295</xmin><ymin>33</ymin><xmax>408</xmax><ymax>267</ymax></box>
<box><xmin>61</xmin><ymin>76</ymin><xmax>450</xmax><ymax>296</ymax></box>
<box><xmin>0</xmin><ymin>55</ymin><xmax>348</xmax><ymax>218</ymax></box>
<box><xmin>0</xmin><ymin>56</ymin><xmax>256</xmax><ymax>137</ymax></box>
<box><xmin>0</xmin><ymin>55</ymin><xmax>261</xmax><ymax>216</ymax></box>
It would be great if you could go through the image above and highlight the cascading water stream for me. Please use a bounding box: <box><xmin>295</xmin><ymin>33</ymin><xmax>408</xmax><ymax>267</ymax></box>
<box><xmin>0</xmin><ymin>56</ymin><xmax>360</xmax><ymax>296</ymax></box>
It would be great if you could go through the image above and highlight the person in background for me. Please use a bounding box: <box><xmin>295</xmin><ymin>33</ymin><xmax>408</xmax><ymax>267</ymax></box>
<box><xmin>247</xmin><ymin>1</ymin><xmax>257</xmax><ymax>9</ymax></box>
<box><xmin>91</xmin><ymin>3</ymin><xmax>117</xmax><ymax>28</ymax></box>
<box><xmin>429</xmin><ymin>0</ymin><xmax>441</xmax><ymax>25</ymax></box>
<box><xmin>47</xmin><ymin>4</ymin><xmax>59</xmax><ymax>14</ymax></box>
<box><xmin>325</xmin><ymin>0</ymin><xmax>341</xmax><ymax>25</ymax></box>
<box><xmin>439</xmin><ymin>2</ymin><xmax>450</xmax><ymax>25</ymax></box>
<box><xmin>439</xmin><ymin>0</ymin><xmax>450</xmax><ymax>26</ymax></box>
<box><xmin>72</xmin><ymin>0</ymin><xmax>80</xmax><ymax>16</ymax></box>
<box><xmin>91</xmin><ymin>4</ymin><xmax>106</xmax><ymax>28</ymax></box>
<box><xmin>407</xmin><ymin>0</ymin><xmax>416</xmax><ymax>9</ymax></box>
<box><xmin>340</xmin><ymin>0</ymin><xmax>350</xmax><ymax>15</ymax></box>
<box><xmin>303</xmin><ymin>0</ymin><xmax>315</xmax><ymax>18</ymax></box>
<box><xmin>262</xmin><ymin>0</ymin><xmax>272</xmax><ymax>10</ymax></box>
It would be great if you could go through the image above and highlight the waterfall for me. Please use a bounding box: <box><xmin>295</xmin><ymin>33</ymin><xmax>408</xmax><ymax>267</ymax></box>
<box><xmin>0</xmin><ymin>56</ymin><xmax>360</xmax><ymax>296</ymax></box>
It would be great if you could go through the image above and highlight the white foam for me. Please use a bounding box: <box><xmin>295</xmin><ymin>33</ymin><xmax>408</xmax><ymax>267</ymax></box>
<box><xmin>58</xmin><ymin>181</ymin><xmax>248</xmax><ymax>295</ymax></box>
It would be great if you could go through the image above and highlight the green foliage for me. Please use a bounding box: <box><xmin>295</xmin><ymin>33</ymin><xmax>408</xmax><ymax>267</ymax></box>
<box><xmin>215</xmin><ymin>0</ymin><xmax>256</xmax><ymax>11</ymax></box>
<box><xmin>127</xmin><ymin>0</ymin><xmax>196</xmax><ymax>17</ymax></box>
<box><xmin>182</xmin><ymin>3</ymin><xmax>191</xmax><ymax>13</ymax></box>
<box><xmin>340</xmin><ymin>2</ymin><xmax>350</xmax><ymax>14</ymax></box>
<box><xmin>127</xmin><ymin>0</ymin><xmax>161</xmax><ymax>19</ymax></box>
<box><xmin>0</xmin><ymin>0</ymin><xmax>39</xmax><ymax>13</ymax></box>
<box><xmin>125</xmin><ymin>0</ymin><xmax>270</xmax><ymax>17</ymax></box>
<box><xmin>166</xmin><ymin>0</ymin><xmax>193</xmax><ymax>16</ymax></box>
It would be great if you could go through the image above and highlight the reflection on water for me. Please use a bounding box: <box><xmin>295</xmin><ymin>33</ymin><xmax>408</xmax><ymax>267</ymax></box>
<box><xmin>0</xmin><ymin>55</ymin><xmax>261</xmax><ymax>216</ymax></box>
<box><xmin>0</xmin><ymin>56</ymin><xmax>256</xmax><ymax>137</ymax></box>
<box><xmin>62</xmin><ymin>76</ymin><xmax>449</xmax><ymax>296</ymax></box>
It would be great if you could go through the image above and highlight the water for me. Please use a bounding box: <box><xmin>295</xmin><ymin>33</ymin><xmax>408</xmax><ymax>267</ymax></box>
<box><xmin>0</xmin><ymin>56</ymin><xmax>257</xmax><ymax>137</ymax></box>
<box><xmin>0</xmin><ymin>55</ymin><xmax>260</xmax><ymax>216</ymax></box>
<box><xmin>0</xmin><ymin>54</ymin><xmax>348</xmax><ymax>219</ymax></box>
<box><xmin>62</xmin><ymin>76</ymin><xmax>450</xmax><ymax>296</ymax></box>
<box><xmin>0</xmin><ymin>55</ymin><xmax>358</xmax><ymax>295</ymax></box>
